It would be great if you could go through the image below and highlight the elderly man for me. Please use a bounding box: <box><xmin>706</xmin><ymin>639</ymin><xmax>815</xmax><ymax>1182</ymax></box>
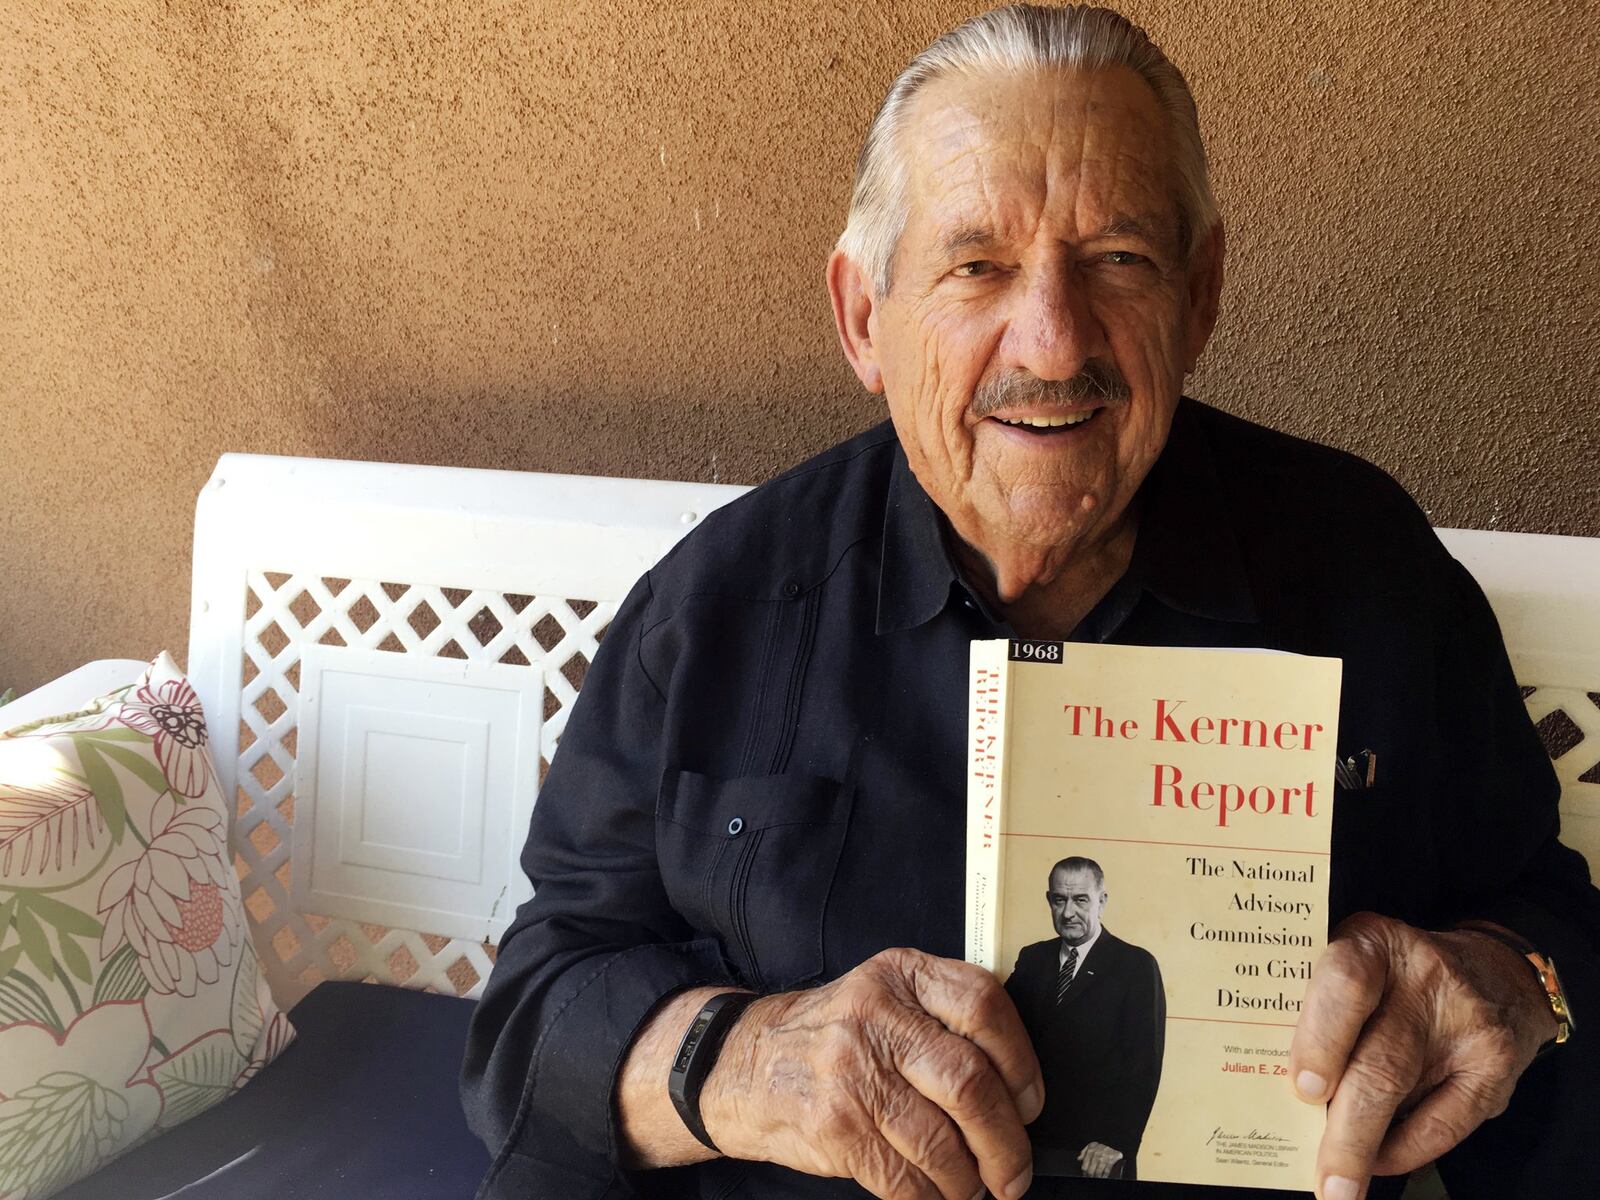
<box><xmin>463</xmin><ymin>6</ymin><xmax>1596</xmax><ymax>1200</ymax></box>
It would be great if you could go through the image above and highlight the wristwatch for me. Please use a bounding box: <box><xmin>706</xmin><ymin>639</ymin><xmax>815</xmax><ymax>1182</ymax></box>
<box><xmin>1455</xmin><ymin>921</ymin><xmax>1575</xmax><ymax>1053</ymax></box>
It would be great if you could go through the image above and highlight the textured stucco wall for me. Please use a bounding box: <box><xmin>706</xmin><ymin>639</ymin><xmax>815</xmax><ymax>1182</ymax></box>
<box><xmin>2</xmin><ymin>1</ymin><xmax>1596</xmax><ymax>694</ymax></box>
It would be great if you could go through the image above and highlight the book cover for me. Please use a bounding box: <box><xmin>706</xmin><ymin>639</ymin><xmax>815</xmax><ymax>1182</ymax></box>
<box><xmin>966</xmin><ymin>639</ymin><xmax>1341</xmax><ymax>1189</ymax></box>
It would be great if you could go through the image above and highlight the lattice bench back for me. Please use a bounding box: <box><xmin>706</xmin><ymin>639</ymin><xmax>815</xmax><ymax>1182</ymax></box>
<box><xmin>182</xmin><ymin>457</ymin><xmax>1599</xmax><ymax>1008</ymax></box>
<box><xmin>185</xmin><ymin>455</ymin><xmax>748</xmax><ymax>1006</ymax></box>
<box><xmin>1436</xmin><ymin>528</ymin><xmax>1600</xmax><ymax>876</ymax></box>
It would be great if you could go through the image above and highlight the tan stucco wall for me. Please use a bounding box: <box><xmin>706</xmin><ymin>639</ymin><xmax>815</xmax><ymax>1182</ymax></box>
<box><xmin>2</xmin><ymin>1</ymin><xmax>1596</xmax><ymax>694</ymax></box>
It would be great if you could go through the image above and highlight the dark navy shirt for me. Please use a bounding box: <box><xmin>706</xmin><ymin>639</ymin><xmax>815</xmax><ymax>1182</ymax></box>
<box><xmin>462</xmin><ymin>398</ymin><xmax>1598</xmax><ymax>1200</ymax></box>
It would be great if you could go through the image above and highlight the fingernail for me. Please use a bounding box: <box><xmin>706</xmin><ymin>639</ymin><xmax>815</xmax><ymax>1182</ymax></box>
<box><xmin>1004</xmin><ymin>1166</ymin><xmax>1033</xmax><ymax>1199</ymax></box>
<box><xmin>1019</xmin><ymin>1081</ymin><xmax>1043</xmax><ymax>1117</ymax></box>
<box><xmin>1322</xmin><ymin>1175</ymin><xmax>1360</xmax><ymax>1200</ymax></box>
<box><xmin>1296</xmin><ymin>1070</ymin><xmax>1327</xmax><ymax>1100</ymax></box>
<box><xmin>969</xmin><ymin>1188</ymin><xmax>987</xmax><ymax>1200</ymax></box>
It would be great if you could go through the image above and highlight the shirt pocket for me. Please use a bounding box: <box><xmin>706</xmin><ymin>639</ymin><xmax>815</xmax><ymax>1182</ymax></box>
<box><xmin>656</xmin><ymin>767</ymin><xmax>855</xmax><ymax>991</ymax></box>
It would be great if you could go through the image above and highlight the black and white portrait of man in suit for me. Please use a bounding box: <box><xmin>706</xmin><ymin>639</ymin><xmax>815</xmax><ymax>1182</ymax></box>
<box><xmin>1004</xmin><ymin>856</ymin><xmax>1166</xmax><ymax>1180</ymax></box>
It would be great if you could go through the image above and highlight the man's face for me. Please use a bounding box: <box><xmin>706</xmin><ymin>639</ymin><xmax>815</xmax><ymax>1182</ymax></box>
<box><xmin>1048</xmin><ymin>866</ymin><xmax>1107</xmax><ymax>947</ymax></box>
<box><xmin>857</xmin><ymin>67</ymin><xmax>1220</xmax><ymax>593</ymax></box>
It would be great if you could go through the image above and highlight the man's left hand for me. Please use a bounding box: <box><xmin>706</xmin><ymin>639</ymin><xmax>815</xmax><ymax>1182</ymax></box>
<box><xmin>1076</xmin><ymin>1142</ymin><xmax>1123</xmax><ymax>1179</ymax></box>
<box><xmin>1290</xmin><ymin>912</ymin><xmax>1559</xmax><ymax>1200</ymax></box>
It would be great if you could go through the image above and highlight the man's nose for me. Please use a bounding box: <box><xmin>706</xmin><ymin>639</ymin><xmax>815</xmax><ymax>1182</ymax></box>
<box><xmin>1006</xmin><ymin>269</ymin><xmax>1107</xmax><ymax>381</ymax></box>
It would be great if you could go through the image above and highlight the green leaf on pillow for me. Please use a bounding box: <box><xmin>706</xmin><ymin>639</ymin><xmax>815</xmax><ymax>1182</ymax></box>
<box><xmin>0</xmin><ymin>1071</ymin><xmax>136</xmax><ymax>1198</ymax></box>
<box><xmin>76</xmin><ymin>728</ymin><xmax>149</xmax><ymax>741</ymax></box>
<box><xmin>72</xmin><ymin>741</ymin><xmax>126</xmax><ymax>843</ymax></box>
<box><xmin>58</xmin><ymin>931</ymin><xmax>94</xmax><ymax>983</ymax></box>
<box><xmin>152</xmin><ymin>1032</ymin><xmax>247</xmax><ymax>1128</ymax></box>
<box><xmin>14</xmin><ymin>905</ymin><xmax>53</xmax><ymax>978</ymax></box>
<box><xmin>93</xmin><ymin>943</ymin><xmax>150</xmax><ymax>1004</ymax></box>
<box><xmin>92</xmin><ymin>943</ymin><xmax>146</xmax><ymax>1002</ymax></box>
<box><xmin>0</xmin><ymin>971</ymin><xmax>63</xmax><ymax>1031</ymax></box>
<box><xmin>25</xmin><ymin>893</ymin><xmax>103</xmax><ymax>940</ymax></box>
<box><xmin>0</xmin><ymin>895</ymin><xmax>16</xmax><ymax>940</ymax></box>
<box><xmin>94</xmin><ymin>741</ymin><xmax>171</xmax><ymax>798</ymax></box>
<box><xmin>0</xmin><ymin>943</ymin><xmax>22</xmax><ymax>980</ymax></box>
<box><xmin>230</xmin><ymin>941</ymin><xmax>266</xmax><ymax>1056</ymax></box>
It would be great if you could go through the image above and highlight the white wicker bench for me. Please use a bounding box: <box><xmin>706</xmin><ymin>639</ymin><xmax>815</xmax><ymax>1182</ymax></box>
<box><xmin>8</xmin><ymin>453</ymin><xmax>1598</xmax><ymax>1199</ymax></box>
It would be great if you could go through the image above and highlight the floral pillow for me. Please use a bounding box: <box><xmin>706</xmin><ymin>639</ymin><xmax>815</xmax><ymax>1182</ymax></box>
<box><xmin>0</xmin><ymin>653</ymin><xmax>294</xmax><ymax>1199</ymax></box>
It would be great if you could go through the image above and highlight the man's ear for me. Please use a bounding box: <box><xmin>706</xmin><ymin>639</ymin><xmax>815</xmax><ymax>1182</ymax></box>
<box><xmin>827</xmin><ymin>249</ymin><xmax>884</xmax><ymax>394</ymax></box>
<box><xmin>1182</xmin><ymin>220</ymin><xmax>1226</xmax><ymax>374</ymax></box>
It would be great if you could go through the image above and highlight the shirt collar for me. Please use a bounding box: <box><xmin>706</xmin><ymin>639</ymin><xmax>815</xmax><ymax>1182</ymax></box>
<box><xmin>876</xmin><ymin>446</ymin><xmax>961</xmax><ymax>635</ymax></box>
<box><xmin>1059</xmin><ymin>927</ymin><xmax>1100</xmax><ymax>972</ymax></box>
<box><xmin>875</xmin><ymin>397</ymin><xmax>1260</xmax><ymax>636</ymax></box>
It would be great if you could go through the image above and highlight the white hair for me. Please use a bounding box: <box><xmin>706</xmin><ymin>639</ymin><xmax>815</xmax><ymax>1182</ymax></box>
<box><xmin>837</xmin><ymin>4</ymin><xmax>1220</xmax><ymax>295</ymax></box>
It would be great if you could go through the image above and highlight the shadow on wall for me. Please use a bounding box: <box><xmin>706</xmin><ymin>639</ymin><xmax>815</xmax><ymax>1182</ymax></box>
<box><xmin>3</xmin><ymin>0</ymin><xmax>1597</xmax><ymax>696</ymax></box>
<box><xmin>275</xmin><ymin>371</ymin><xmax>886</xmax><ymax>487</ymax></box>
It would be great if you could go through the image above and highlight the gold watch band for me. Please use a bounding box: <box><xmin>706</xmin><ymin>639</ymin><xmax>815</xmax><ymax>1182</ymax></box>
<box><xmin>1455</xmin><ymin>921</ymin><xmax>1575</xmax><ymax>1050</ymax></box>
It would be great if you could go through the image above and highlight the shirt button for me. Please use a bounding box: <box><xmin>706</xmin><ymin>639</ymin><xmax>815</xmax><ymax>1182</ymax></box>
<box><xmin>782</xmin><ymin>581</ymin><xmax>801</xmax><ymax>599</ymax></box>
<box><xmin>962</xmin><ymin>598</ymin><xmax>976</xmax><ymax>611</ymax></box>
<box><xmin>727</xmin><ymin>817</ymin><xmax>744</xmax><ymax>836</ymax></box>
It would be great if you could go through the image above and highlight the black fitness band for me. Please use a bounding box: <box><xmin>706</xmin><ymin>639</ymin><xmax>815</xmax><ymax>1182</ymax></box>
<box><xmin>667</xmin><ymin>991</ymin><xmax>757</xmax><ymax>1152</ymax></box>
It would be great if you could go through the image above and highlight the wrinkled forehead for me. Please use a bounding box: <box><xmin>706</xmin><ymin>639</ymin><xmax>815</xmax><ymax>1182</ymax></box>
<box><xmin>898</xmin><ymin>65</ymin><xmax>1181</xmax><ymax>252</ymax></box>
<box><xmin>1050</xmin><ymin>867</ymin><xmax>1104</xmax><ymax>895</ymax></box>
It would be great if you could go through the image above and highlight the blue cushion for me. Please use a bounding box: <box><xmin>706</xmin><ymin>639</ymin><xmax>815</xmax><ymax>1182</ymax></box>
<box><xmin>55</xmin><ymin>981</ymin><xmax>490</xmax><ymax>1199</ymax></box>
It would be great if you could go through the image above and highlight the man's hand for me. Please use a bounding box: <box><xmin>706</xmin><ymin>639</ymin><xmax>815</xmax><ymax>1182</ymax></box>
<box><xmin>1290</xmin><ymin>912</ymin><xmax>1559</xmax><ymax>1200</ymax></box>
<box><xmin>700</xmin><ymin>948</ymin><xmax>1044</xmax><ymax>1200</ymax></box>
<box><xmin>1076</xmin><ymin>1141</ymin><xmax>1123</xmax><ymax>1179</ymax></box>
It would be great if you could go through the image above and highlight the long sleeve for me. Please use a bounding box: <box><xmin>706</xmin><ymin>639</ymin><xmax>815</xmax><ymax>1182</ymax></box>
<box><xmin>459</xmin><ymin>570</ymin><xmax>735</xmax><ymax>1198</ymax></box>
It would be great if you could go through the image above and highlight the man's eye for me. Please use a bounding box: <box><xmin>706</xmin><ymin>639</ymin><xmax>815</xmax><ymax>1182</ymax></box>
<box><xmin>1101</xmin><ymin>250</ymin><xmax>1147</xmax><ymax>266</ymax></box>
<box><xmin>951</xmin><ymin>261</ymin><xmax>992</xmax><ymax>278</ymax></box>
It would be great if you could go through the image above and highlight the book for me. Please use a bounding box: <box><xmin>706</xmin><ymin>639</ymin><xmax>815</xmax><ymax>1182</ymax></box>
<box><xmin>966</xmin><ymin>639</ymin><xmax>1341</xmax><ymax>1190</ymax></box>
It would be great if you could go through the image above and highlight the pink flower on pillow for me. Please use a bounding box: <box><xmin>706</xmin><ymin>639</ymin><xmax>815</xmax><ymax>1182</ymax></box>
<box><xmin>96</xmin><ymin>793</ymin><xmax>243</xmax><ymax>997</ymax></box>
<box><xmin>116</xmin><ymin>677</ymin><xmax>215</xmax><ymax>799</ymax></box>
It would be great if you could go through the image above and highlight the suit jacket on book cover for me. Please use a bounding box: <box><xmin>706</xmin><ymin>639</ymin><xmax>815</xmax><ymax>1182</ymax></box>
<box><xmin>1006</xmin><ymin>930</ymin><xmax>1165</xmax><ymax>1179</ymax></box>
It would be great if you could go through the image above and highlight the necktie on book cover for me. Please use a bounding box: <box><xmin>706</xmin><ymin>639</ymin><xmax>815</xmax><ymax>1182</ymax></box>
<box><xmin>1055</xmin><ymin>946</ymin><xmax>1079</xmax><ymax>1005</ymax></box>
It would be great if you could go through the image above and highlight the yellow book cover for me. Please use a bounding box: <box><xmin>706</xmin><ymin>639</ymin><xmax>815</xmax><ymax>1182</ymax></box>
<box><xmin>966</xmin><ymin>639</ymin><xmax>1341</xmax><ymax>1190</ymax></box>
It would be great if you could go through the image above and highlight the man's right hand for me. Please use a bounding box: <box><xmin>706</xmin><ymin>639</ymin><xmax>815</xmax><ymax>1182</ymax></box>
<box><xmin>700</xmin><ymin>947</ymin><xmax>1044</xmax><ymax>1200</ymax></box>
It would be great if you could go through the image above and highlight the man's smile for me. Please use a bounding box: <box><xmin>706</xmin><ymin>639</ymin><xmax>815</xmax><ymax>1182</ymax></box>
<box><xmin>992</xmin><ymin>409</ymin><xmax>1098</xmax><ymax>430</ymax></box>
<box><xmin>985</xmin><ymin>406</ymin><xmax>1105</xmax><ymax>440</ymax></box>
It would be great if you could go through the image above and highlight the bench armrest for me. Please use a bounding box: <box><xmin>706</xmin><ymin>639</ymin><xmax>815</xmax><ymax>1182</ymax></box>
<box><xmin>2</xmin><ymin>659</ymin><xmax>151</xmax><ymax>729</ymax></box>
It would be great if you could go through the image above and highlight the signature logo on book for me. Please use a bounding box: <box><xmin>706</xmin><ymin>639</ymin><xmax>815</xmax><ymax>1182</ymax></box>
<box><xmin>1206</xmin><ymin>1127</ymin><xmax>1291</xmax><ymax>1147</ymax></box>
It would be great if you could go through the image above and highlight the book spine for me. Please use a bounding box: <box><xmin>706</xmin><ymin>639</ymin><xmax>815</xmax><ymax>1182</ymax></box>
<box><xmin>965</xmin><ymin>640</ymin><xmax>1013</xmax><ymax>973</ymax></box>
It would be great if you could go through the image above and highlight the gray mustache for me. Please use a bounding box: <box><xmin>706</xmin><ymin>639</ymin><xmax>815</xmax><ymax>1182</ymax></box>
<box><xmin>971</xmin><ymin>363</ymin><xmax>1131</xmax><ymax>417</ymax></box>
